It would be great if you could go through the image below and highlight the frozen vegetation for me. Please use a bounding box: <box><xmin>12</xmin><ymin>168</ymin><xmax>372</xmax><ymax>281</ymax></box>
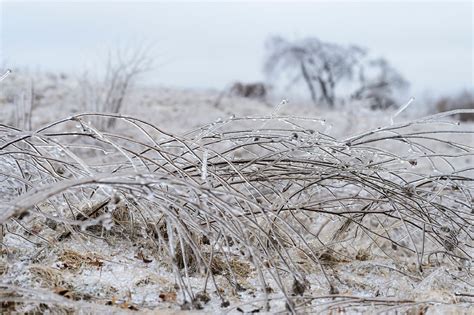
<box><xmin>0</xmin><ymin>71</ymin><xmax>473</xmax><ymax>314</ymax></box>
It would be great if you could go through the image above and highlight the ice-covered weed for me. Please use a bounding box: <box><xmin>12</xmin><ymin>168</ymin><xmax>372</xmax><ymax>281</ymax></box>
<box><xmin>0</xmin><ymin>110</ymin><xmax>473</xmax><ymax>313</ymax></box>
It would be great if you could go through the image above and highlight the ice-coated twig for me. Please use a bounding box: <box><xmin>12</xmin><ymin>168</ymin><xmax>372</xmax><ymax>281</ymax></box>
<box><xmin>0</xmin><ymin>111</ymin><xmax>472</xmax><ymax>313</ymax></box>
<box><xmin>201</xmin><ymin>149</ymin><xmax>208</xmax><ymax>182</ymax></box>
<box><xmin>0</xmin><ymin>69</ymin><xmax>12</xmax><ymax>82</ymax></box>
<box><xmin>391</xmin><ymin>96</ymin><xmax>415</xmax><ymax>125</ymax></box>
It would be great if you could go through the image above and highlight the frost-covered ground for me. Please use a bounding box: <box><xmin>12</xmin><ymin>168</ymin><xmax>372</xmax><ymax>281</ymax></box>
<box><xmin>0</xmin><ymin>72</ymin><xmax>473</xmax><ymax>314</ymax></box>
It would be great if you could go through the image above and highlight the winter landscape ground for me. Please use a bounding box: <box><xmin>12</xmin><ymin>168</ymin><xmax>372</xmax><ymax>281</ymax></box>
<box><xmin>0</xmin><ymin>71</ymin><xmax>473</xmax><ymax>314</ymax></box>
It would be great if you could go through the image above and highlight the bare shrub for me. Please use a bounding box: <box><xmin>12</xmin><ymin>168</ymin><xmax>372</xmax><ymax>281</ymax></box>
<box><xmin>435</xmin><ymin>90</ymin><xmax>474</xmax><ymax>121</ymax></box>
<box><xmin>214</xmin><ymin>81</ymin><xmax>268</xmax><ymax>107</ymax></box>
<box><xmin>0</xmin><ymin>109</ymin><xmax>473</xmax><ymax>312</ymax></box>
<box><xmin>231</xmin><ymin>82</ymin><xmax>267</xmax><ymax>99</ymax></box>
<box><xmin>79</xmin><ymin>44</ymin><xmax>154</xmax><ymax>128</ymax></box>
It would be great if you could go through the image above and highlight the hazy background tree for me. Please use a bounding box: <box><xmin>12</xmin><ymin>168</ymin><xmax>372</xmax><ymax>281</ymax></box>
<box><xmin>351</xmin><ymin>58</ymin><xmax>409</xmax><ymax>109</ymax></box>
<box><xmin>264</xmin><ymin>36</ymin><xmax>365</xmax><ymax>107</ymax></box>
<box><xmin>264</xmin><ymin>36</ymin><xmax>409</xmax><ymax>109</ymax></box>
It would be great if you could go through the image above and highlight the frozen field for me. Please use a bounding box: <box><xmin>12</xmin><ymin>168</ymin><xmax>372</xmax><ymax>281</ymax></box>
<box><xmin>0</xmin><ymin>72</ymin><xmax>473</xmax><ymax>314</ymax></box>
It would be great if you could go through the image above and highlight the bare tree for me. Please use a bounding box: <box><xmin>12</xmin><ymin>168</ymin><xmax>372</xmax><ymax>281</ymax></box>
<box><xmin>264</xmin><ymin>36</ymin><xmax>408</xmax><ymax>109</ymax></box>
<box><xmin>264</xmin><ymin>36</ymin><xmax>365</xmax><ymax>107</ymax></box>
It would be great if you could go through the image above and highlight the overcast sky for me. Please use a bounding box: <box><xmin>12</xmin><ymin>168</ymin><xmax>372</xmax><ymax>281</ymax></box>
<box><xmin>1</xmin><ymin>1</ymin><xmax>473</xmax><ymax>98</ymax></box>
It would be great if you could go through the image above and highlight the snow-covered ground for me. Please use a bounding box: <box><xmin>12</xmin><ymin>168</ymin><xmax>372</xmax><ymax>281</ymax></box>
<box><xmin>0</xmin><ymin>71</ymin><xmax>473</xmax><ymax>314</ymax></box>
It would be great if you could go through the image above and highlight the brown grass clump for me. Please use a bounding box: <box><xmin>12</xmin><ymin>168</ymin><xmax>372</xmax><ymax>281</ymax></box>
<box><xmin>29</xmin><ymin>265</ymin><xmax>66</xmax><ymax>288</ymax></box>
<box><xmin>0</xmin><ymin>260</ymin><xmax>7</xmax><ymax>276</ymax></box>
<box><xmin>355</xmin><ymin>249</ymin><xmax>371</xmax><ymax>261</ymax></box>
<box><xmin>209</xmin><ymin>255</ymin><xmax>251</xmax><ymax>278</ymax></box>
<box><xmin>58</xmin><ymin>250</ymin><xmax>104</xmax><ymax>271</ymax></box>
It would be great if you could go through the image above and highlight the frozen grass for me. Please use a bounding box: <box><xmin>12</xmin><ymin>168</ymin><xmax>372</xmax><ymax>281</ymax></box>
<box><xmin>1</xmin><ymin>107</ymin><xmax>473</xmax><ymax>313</ymax></box>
